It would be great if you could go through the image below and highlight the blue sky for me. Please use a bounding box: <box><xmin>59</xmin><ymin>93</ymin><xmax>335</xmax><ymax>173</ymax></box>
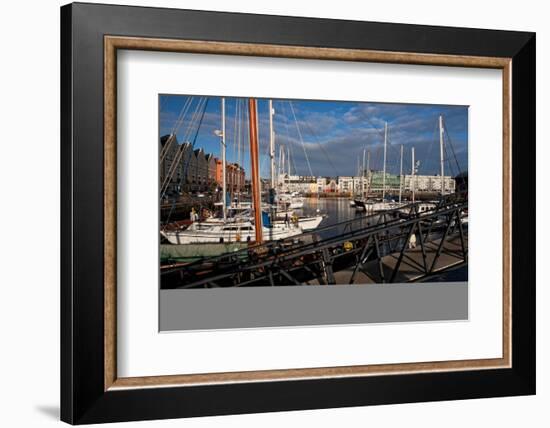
<box><xmin>159</xmin><ymin>95</ymin><xmax>468</xmax><ymax>179</ymax></box>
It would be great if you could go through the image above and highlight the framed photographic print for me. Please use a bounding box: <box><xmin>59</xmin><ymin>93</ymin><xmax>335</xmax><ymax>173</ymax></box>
<box><xmin>60</xmin><ymin>2</ymin><xmax>535</xmax><ymax>424</ymax></box>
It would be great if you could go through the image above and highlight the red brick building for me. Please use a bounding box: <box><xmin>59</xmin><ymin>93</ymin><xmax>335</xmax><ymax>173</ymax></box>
<box><xmin>216</xmin><ymin>160</ymin><xmax>245</xmax><ymax>193</ymax></box>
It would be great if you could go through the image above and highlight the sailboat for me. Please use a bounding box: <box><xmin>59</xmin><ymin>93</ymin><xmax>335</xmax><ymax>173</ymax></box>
<box><xmin>271</xmin><ymin>103</ymin><xmax>320</xmax><ymax>220</ymax></box>
<box><xmin>277</xmin><ymin>145</ymin><xmax>305</xmax><ymax>209</ymax></box>
<box><xmin>162</xmin><ymin>98</ymin><xmax>321</xmax><ymax>245</ymax></box>
<box><xmin>200</xmin><ymin>205</ymin><xmax>324</xmax><ymax>231</ymax></box>
<box><xmin>355</xmin><ymin>122</ymin><xmax>405</xmax><ymax>213</ymax></box>
<box><xmin>349</xmin><ymin>158</ymin><xmax>361</xmax><ymax>207</ymax></box>
<box><xmin>354</xmin><ymin>148</ymin><xmax>369</xmax><ymax>211</ymax></box>
<box><xmin>213</xmin><ymin>99</ymin><xmax>322</xmax><ymax>229</ymax></box>
<box><xmin>398</xmin><ymin>115</ymin><xmax>463</xmax><ymax>217</ymax></box>
<box><xmin>161</xmin><ymin>218</ymin><xmax>302</xmax><ymax>245</ymax></box>
<box><xmin>278</xmin><ymin>192</ymin><xmax>304</xmax><ymax>209</ymax></box>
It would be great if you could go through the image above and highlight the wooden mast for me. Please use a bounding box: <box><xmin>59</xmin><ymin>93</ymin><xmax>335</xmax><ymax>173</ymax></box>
<box><xmin>248</xmin><ymin>98</ymin><xmax>263</xmax><ymax>243</ymax></box>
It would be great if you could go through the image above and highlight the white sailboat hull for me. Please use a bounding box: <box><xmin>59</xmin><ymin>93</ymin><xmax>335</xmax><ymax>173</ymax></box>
<box><xmin>288</xmin><ymin>200</ymin><xmax>304</xmax><ymax>209</ymax></box>
<box><xmin>397</xmin><ymin>202</ymin><xmax>437</xmax><ymax>215</ymax></box>
<box><xmin>356</xmin><ymin>199</ymin><xmax>406</xmax><ymax>212</ymax></box>
<box><xmin>161</xmin><ymin>222</ymin><xmax>302</xmax><ymax>244</ymax></box>
<box><xmin>294</xmin><ymin>215</ymin><xmax>324</xmax><ymax>231</ymax></box>
<box><xmin>273</xmin><ymin>214</ymin><xmax>325</xmax><ymax>231</ymax></box>
<box><xmin>278</xmin><ymin>193</ymin><xmax>304</xmax><ymax>209</ymax></box>
<box><xmin>199</xmin><ymin>212</ymin><xmax>323</xmax><ymax>234</ymax></box>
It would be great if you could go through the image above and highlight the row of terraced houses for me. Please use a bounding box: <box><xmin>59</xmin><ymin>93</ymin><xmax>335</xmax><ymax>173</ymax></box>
<box><xmin>160</xmin><ymin>134</ymin><xmax>245</xmax><ymax>195</ymax></box>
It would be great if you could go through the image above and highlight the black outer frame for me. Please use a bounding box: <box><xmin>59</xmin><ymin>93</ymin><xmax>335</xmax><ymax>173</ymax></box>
<box><xmin>60</xmin><ymin>2</ymin><xmax>535</xmax><ymax>424</ymax></box>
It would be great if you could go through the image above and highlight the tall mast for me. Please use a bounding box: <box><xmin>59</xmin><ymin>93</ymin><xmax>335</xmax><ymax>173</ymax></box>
<box><xmin>277</xmin><ymin>145</ymin><xmax>282</xmax><ymax>187</ymax></box>
<box><xmin>382</xmin><ymin>122</ymin><xmax>387</xmax><ymax>200</ymax></box>
<box><xmin>399</xmin><ymin>144</ymin><xmax>403</xmax><ymax>203</ymax></box>
<box><xmin>353</xmin><ymin>158</ymin><xmax>363</xmax><ymax>196</ymax></box>
<box><xmin>439</xmin><ymin>114</ymin><xmax>445</xmax><ymax>195</ymax></box>
<box><xmin>362</xmin><ymin>148</ymin><xmax>366</xmax><ymax>198</ymax></box>
<box><xmin>221</xmin><ymin>97</ymin><xmax>227</xmax><ymax>221</ymax></box>
<box><xmin>248</xmin><ymin>98</ymin><xmax>262</xmax><ymax>243</ymax></box>
<box><xmin>411</xmin><ymin>147</ymin><xmax>416</xmax><ymax>203</ymax></box>
<box><xmin>287</xmin><ymin>147</ymin><xmax>291</xmax><ymax>189</ymax></box>
<box><xmin>366</xmin><ymin>150</ymin><xmax>371</xmax><ymax>196</ymax></box>
<box><xmin>280</xmin><ymin>145</ymin><xmax>285</xmax><ymax>189</ymax></box>
<box><xmin>269</xmin><ymin>100</ymin><xmax>276</xmax><ymax>189</ymax></box>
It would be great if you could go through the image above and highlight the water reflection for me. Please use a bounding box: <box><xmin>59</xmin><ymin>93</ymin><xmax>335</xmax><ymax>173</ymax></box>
<box><xmin>298</xmin><ymin>197</ymin><xmax>378</xmax><ymax>240</ymax></box>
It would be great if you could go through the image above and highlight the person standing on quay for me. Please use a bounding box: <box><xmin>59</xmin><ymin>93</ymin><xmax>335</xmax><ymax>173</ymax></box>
<box><xmin>409</xmin><ymin>233</ymin><xmax>417</xmax><ymax>249</ymax></box>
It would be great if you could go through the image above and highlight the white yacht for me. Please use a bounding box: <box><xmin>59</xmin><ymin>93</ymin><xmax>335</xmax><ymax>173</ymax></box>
<box><xmin>161</xmin><ymin>221</ymin><xmax>302</xmax><ymax>245</ymax></box>
<box><xmin>202</xmin><ymin>207</ymin><xmax>325</xmax><ymax>232</ymax></box>
<box><xmin>277</xmin><ymin>192</ymin><xmax>304</xmax><ymax>209</ymax></box>
<box><xmin>273</xmin><ymin>213</ymin><xmax>325</xmax><ymax>231</ymax></box>
<box><xmin>398</xmin><ymin>201</ymin><xmax>437</xmax><ymax>215</ymax></box>
<box><xmin>355</xmin><ymin>198</ymin><xmax>405</xmax><ymax>213</ymax></box>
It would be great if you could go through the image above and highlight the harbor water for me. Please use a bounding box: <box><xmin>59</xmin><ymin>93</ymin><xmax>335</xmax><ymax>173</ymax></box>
<box><xmin>298</xmin><ymin>196</ymin><xmax>387</xmax><ymax>239</ymax></box>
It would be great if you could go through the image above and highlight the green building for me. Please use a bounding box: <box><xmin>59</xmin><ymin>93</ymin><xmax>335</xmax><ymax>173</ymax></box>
<box><xmin>369</xmin><ymin>171</ymin><xmax>401</xmax><ymax>192</ymax></box>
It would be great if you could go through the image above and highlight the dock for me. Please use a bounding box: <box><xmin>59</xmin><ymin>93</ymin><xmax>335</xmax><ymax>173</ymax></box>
<box><xmin>161</xmin><ymin>192</ymin><xmax>468</xmax><ymax>289</ymax></box>
<box><xmin>307</xmin><ymin>235</ymin><xmax>467</xmax><ymax>285</ymax></box>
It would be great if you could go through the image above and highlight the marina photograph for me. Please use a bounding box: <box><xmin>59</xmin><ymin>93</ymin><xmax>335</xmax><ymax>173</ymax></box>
<box><xmin>56</xmin><ymin>4</ymin><xmax>536</xmax><ymax>422</ymax></box>
<box><xmin>159</xmin><ymin>95</ymin><xmax>468</xmax><ymax>289</ymax></box>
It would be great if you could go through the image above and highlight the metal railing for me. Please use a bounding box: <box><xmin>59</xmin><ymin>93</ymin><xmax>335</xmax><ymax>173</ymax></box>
<box><xmin>161</xmin><ymin>192</ymin><xmax>468</xmax><ymax>289</ymax></box>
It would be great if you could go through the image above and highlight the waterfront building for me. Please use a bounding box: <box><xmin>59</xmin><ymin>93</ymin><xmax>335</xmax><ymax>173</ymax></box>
<box><xmin>337</xmin><ymin>176</ymin><xmax>354</xmax><ymax>194</ymax></box>
<box><xmin>160</xmin><ymin>135</ymin><xmax>197</xmax><ymax>194</ymax></box>
<box><xmin>269</xmin><ymin>171</ymin><xmax>457</xmax><ymax>196</ymax></box>
<box><xmin>279</xmin><ymin>174</ymin><xmax>317</xmax><ymax>193</ymax></box>
<box><xmin>402</xmin><ymin>174</ymin><xmax>455</xmax><ymax>193</ymax></box>
<box><xmin>327</xmin><ymin>178</ymin><xmax>338</xmax><ymax>193</ymax></box>
<box><xmin>160</xmin><ymin>134</ymin><xmax>180</xmax><ymax>195</ymax></box>
<box><xmin>369</xmin><ymin>171</ymin><xmax>401</xmax><ymax>193</ymax></box>
<box><xmin>205</xmin><ymin>153</ymin><xmax>217</xmax><ymax>187</ymax></box>
<box><xmin>192</xmin><ymin>149</ymin><xmax>208</xmax><ymax>191</ymax></box>
<box><xmin>215</xmin><ymin>159</ymin><xmax>223</xmax><ymax>186</ymax></box>
<box><xmin>160</xmin><ymin>134</ymin><xmax>236</xmax><ymax>194</ymax></box>
<box><xmin>216</xmin><ymin>160</ymin><xmax>246</xmax><ymax>194</ymax></box>
<box><xmin>316</xmin><ymin>177</ymin><xmax>327</xmax><ymax>193</ymax></box>
<box><xmin>182</xmin><ymin>147</ymin><xmax>198</xmax><ymax>190</ymax></box>
<box><xmin>289</xmin><ymin>175</ymin><xmax>317</xmax><ymax>193</ymax></box>
<box><xmin>352</xmin><ymin>175</ymin><xmax>369</xmax><ymax>195</ymax></box>
<box><xmin>227</xmin><ymin>163</ymin><xmax>246</xmax><ymax>193</ymax></box>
